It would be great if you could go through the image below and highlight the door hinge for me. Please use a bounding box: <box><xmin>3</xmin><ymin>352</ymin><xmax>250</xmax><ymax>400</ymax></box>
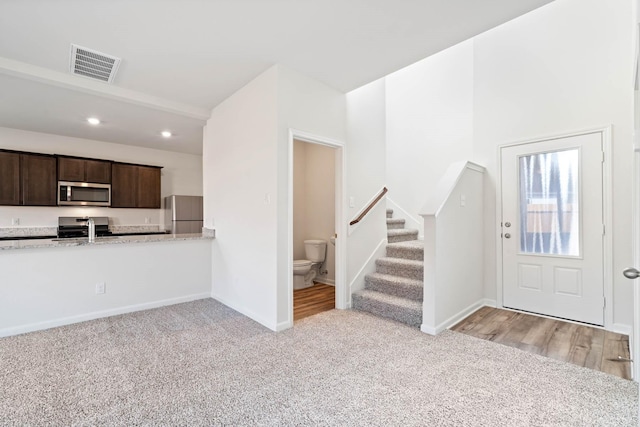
<box><xmin>603</xmin><ymin>297</ymin><xmax>606</xmax><ymax>309</ymax></box>
<box><xmin>601</xmin><ymin>151</ymin><xmax>605</xmax><ymax>163</ymax></box>
<box><xmin>602</xmin><ymin>224</ymin><xmax>605</xmax><ymax>235</ymax></box>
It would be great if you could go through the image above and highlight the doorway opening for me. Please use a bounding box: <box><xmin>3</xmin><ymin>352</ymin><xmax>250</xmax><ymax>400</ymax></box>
<box><xmin>292</xmin><ymin>138</ymin><xmax>336</xmax><ymax>320</ymax></box>
<box><xmin>287</xmin><ymin>130</ymin><xmax>345</xmax><ymax>325</ymax></box>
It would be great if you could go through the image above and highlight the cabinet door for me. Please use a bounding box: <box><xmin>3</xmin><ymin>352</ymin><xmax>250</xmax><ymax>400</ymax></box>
<box><xmin>137</xmin><ymin>166</ymin><xmax>161</xmax><ymax>208</ymax></box>
<box><xmin>111</xmin><ymin>163</ymin><xmax>138</xmax><ymax>208</ymax></box>
<box><xmin>58</xmin><ymin>157</ymin><xmax>85</xmax><ymax>182</ymax></box>
<box><xmin>0</xmin><ymin>152</ymin><xmax>20</xmax><ymax>205</ymax></box>
<box><xmin>85</xmin><ymin>159</ymin><xmax>111</xmax><ymax>184</ymax></box>
<box><xmin>21</xmin><ymin>154</ymin><xmax>57</xmax><ymax>206</ymax></box>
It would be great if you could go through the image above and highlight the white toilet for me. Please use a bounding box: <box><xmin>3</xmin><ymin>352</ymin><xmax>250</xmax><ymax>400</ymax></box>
<box><xmin>293</xmin><ymin>239</ymin><xmax>327</xmax><ymax>290</ymax></box>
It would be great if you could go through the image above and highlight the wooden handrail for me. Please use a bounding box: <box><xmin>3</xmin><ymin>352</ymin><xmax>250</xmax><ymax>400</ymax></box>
<box><xmin>349</xmin><ymin>187</ymin><xmax>388</xmax><ymax>226</ymax></box>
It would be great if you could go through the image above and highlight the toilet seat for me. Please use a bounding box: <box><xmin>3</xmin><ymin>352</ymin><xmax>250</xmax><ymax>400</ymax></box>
<box><xmin>293</xmin><ymin>260</ymin><xmax>312</xmax><ymax>268</ymax></box>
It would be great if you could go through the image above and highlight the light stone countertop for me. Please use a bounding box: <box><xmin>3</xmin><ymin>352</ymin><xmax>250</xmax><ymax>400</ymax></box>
<box><xmin>0</xmin><ymin>232</ymin><xmax>214</xmax><ymax>251</ymax></box>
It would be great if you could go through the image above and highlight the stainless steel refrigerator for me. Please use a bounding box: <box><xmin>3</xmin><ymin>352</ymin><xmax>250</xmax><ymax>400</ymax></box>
<box><xmin>164</xmin><ymin>195</ymin><xmax>203</xmax><ymax>234</ymax></box>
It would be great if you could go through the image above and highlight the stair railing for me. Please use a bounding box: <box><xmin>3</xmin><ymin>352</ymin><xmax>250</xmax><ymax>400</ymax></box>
<box><xmin>349</xmin><ymin>187</ymin><xmax>388</xmax><ymax>226</ymax></box>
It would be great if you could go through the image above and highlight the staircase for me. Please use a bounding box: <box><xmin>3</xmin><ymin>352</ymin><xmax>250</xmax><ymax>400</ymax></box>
<box><xmin>352</xmin><ymin>208</ymin><xmax>424</xmax><ymax>328</ymax></box>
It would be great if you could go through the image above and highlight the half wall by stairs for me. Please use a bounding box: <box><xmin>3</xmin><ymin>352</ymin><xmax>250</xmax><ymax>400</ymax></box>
<box><xmin>352</xmin><ymin>209</ymin><xmax>423</xmax><ymax>327</ymax></box>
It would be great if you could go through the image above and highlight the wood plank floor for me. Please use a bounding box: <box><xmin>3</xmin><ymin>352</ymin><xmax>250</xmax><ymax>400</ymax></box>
<box><xmin>451</xmin><ymin>306</ymin><xmax>632</xmax><ymax>380</ymax></box>
<box><xmin>294</xmin><ymin>283</ymin><xmax>335</xmax><ymax>321</ymax></box>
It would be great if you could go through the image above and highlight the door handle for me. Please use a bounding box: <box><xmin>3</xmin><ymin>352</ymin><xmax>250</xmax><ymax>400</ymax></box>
<box><xmin>622</xmin><ymin>267</ymin><xmax>640</xmax><ymax>279</ymax></box>
<box><xmin>504</xmin><ymin>233</ymin><xmax>511</xmax><ymax>239</ymax></box>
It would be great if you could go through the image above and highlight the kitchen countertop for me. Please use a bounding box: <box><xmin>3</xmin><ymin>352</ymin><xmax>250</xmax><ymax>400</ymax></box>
<box><xmin>0</xmin><ymin>232</ymin><xmax>214</xmax><ymax>251</ymax></box>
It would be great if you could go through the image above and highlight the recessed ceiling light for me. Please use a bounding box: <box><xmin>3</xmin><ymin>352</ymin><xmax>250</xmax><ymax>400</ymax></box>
<box><xmin>161</xmin><ymin>131</ymin><xmax>172</xmax><ymax>138</ymax></box>
<box><xmin>87</xmin><ymin>117</ymin><xmax>100</xmax><ymax>125</ymax></box>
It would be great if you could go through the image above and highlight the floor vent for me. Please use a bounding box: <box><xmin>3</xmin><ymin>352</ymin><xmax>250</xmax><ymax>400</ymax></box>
<box><xmin>69</xmin><ymin>44</ymin><xmax>121</xmax><ymax>83</ymax></box>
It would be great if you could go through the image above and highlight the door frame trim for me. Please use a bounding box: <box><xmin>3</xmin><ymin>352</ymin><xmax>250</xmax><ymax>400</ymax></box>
<box><xmin>496</xmin><ymin>126</ymin><xmax>613</xmax><ymax>328</ymax></box>
<box><xmin>286</xmin><ymin>129</ymin><xmax>347</xmax><ymax>327</ymax></box>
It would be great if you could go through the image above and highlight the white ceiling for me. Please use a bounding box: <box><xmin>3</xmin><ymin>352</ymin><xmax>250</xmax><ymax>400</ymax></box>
<box><xmin>0</xmin><ymin>0</ymin><xmax>553</xmax><ymax>155</ymax></box>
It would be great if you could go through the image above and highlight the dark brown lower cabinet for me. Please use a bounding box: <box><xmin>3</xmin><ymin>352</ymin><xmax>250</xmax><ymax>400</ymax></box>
<box><xmin>111</xmin><ymin>163</ymin><xmax>161</xmax><ymax>208</ymax></box>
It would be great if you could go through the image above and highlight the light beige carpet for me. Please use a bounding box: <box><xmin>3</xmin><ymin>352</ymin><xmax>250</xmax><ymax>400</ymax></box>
<box><xmin>0</xmin><ymin>299</ymin><xmax>637</xmax><ymax>426</ymax></box>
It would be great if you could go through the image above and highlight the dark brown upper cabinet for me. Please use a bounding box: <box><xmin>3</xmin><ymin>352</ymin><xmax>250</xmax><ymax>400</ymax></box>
<box><xmin>0</xmin><ymin>151</ymin><xmax>57</xmax><ymax>206</ymax></box>
<box><xmin>58</xmin><ymin>156</ymin><xmax>111</xmax><ymax>184</ymax></box>
<box><xmin>0</xmin><ymin>151</ymin><xmax>20</xmax><ymax>205</ymax></box>
<box><xmin>111</xmin><ymin>162</ymin><xmax>161</xmax><ymax>209</ymax></box>
<box><xmin>20</xmin><ymin>153</ymin><xmax>57</xmax><ymax>206</ymax></box>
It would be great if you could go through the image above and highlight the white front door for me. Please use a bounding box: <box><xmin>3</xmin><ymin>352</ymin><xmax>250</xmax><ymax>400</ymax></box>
<box><xmin>501</xmin><ymin>132</ymin><xmax>605</xmax><ymax>325</ymax></box>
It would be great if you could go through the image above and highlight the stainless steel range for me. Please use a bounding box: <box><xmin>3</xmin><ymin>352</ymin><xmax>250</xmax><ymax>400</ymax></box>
<box><xmin>57</xmin><ymin>217</ymin><xmax>111</xmax><ymax>238</ymax></box>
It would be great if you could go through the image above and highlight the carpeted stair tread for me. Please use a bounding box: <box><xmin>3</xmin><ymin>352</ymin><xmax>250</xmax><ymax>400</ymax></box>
<box><xmin>365</xmin><ymin>272</ymin><xmax>423</xmax><ymax>301</ymax></box>
<box><xmin>376</xmin><ymin>257</ymin><xmax>423</xmax><ymax>281</ymax></box>
<box><xmin>352</xmin><ymin>289</ymin><xmax>422</xmax><ymax>327</ymax></box>
<box><xmin>387</xmin><ymin>228</ymin><xmax>419</xmax><ymax>243</ymax></box>
<box><xmin>386</xmin><ymin>208</ymin><xmax>393</xmax><ymax>218</ymax></box>
<box><xmin>386</xmin><ymin>218</ymin><xmax>405</xmax><ymax>229</ymax></box>
<box><xmin>386</xmin><ymin>240</ymin><xmax>424</xmax><ymax>260</ymax></box>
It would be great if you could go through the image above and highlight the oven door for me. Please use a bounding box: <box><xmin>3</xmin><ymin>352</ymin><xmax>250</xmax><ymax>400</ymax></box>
<box><xmin>58</xmin><ymin>181</ymin><xmax>111</xmax><ymax>206</ymax></box>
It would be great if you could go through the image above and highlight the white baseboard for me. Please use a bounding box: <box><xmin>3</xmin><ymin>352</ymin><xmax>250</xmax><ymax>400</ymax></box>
<box><xmin>482</xmin><ymin>299</ymin><xmax>498</xmax><ymax>308</ymax></box>
<box><xmin>420</xmin><ymin>324</ymin><xmax>438</xmax><ymax>335</ymax></box>
<box><xmin>421</xmin><ymin>298</ymin><xmax>494</xmax><ymax>336</ymax></box>
<box><xmin>612</xmin><ymin>323</ymin><xmax>632</xmax><ymax>336</ymax></box>
<box><xmin>315</xmin><ymin>278</ymin><xmax>335</xmax><ymax>286</ymax></box>
<box><xmin>348</xmin><ymin>238</ymin><xmax>387</xmax><ymax>297</ymax></box>
<box><xmin>0</xmin><ymin>292</ymin><xmax>212</xmax><ymax>338</ymax></box>
<box><xmin>211</xmin><ymin>292</ymin><xmax>280</xmax><ymax>332</ymax></box>
<box><xmin>275</xmin><ymin>320</ymin><xmax>293</xmax><ymax>331</ymax></box>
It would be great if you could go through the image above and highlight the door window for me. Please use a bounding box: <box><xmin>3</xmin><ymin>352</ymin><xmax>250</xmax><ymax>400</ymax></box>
<box><xmin>518</xmin><ymin>149</ymin><xmax>580</xmax><ymax>256</ymax></box>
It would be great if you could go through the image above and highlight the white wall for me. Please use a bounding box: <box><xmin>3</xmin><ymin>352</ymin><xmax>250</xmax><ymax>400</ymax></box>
<box><xmin>276</xmin><ymin>66</ymin><xmax>346</xmax><ymax>324</ymax></box>
<box><xmin>473</xmin><ymin>0</ymin><xmax>635</xmax><ymax>329</ymax></box>
<box><xmin>293</xmin><ymin>140</ymin><xmax>336</xmax><ymax>283</ymax></box>
<box><xmin>204</xmin><ymin>65</ymin><xmax>346</xmax><ymax>330</ymax></box>
<box><xmin>381</xmin><ymin>0</ymin><xmax>635</xmax><ymax>331</ymax></box>
<box><xmin>386</xmin><ymin>39</ymin><xmax>474</xmax><ymax>222</ymax></box>
<box><xmin>421</xmin><ymin>163</ymin><xmax>485</xmax><ymax>334</ymax></box>
<box><xmin>293</xmin><ymin>140</ymin><xmax>307</xmax><ymax>259</ymax></box>
<box><xmin>346</xmin><ymin>79</ymin><xmax>389</xmax><ymax>297</ymax></box>
<box><xmin>0</xmin><ymin>239</ymin><xmax>212</xmax><ymax>337</ymax></box>
<box><xmin>203</xmin><ymin>66</ymin><xmax>279</xmax><ymax>329</ymax></box>
<box><xmin>0</xmin><ymin>126</ymin><xmax>203</xmax><ymax>228</ymax></box>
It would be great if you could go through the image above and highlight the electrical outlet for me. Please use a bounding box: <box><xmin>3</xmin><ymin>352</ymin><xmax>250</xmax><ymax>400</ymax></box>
<box><xmin>95</xmin><ymin>282</ymin><xmax>106</xmax><ymax>294</ymax></box>
<box><xmin>349</xmin><ymin>197</ymin><xmax>355</xmax><ymax>208</ymax></box>
<box><xmin>11</xmin><ymin>218</ymin><xmax>20</xmax><ymax>226</ymax></box>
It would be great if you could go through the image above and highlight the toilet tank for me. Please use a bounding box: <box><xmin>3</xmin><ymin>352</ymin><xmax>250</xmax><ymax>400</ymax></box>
<box><xmin>304</xmin><ymin>239</ymin><xmax>327</xmax><ymax>262</ymax></box>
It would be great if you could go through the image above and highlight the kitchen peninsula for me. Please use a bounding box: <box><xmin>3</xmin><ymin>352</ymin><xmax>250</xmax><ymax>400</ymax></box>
<box><xmin>0</xmin><ymin>229</ymin><xmax>214</xmax><ymax>338</ymax></box>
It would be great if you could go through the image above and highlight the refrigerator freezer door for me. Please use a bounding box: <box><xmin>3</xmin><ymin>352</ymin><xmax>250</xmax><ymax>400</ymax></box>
<box><xmin>174</xmin><ymin>195</ymin><xmax>203</xmax><ymax>221</ymax></box>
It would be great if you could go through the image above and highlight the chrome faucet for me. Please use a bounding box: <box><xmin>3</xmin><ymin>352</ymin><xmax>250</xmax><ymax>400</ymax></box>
<box><xmin>87</xmin><ymin>218</ymin><xmax>96</xmax><ymax>242</ymax></box>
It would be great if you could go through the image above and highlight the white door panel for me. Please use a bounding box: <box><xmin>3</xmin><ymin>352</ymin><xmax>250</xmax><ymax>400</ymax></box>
<box><xmin>501</xmin><ymin>132</ymin><xmax>604</xmax><ymax>325</ymax></box>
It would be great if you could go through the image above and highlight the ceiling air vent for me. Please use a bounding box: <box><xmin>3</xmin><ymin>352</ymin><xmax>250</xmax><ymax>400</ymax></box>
<box><xmin>69</xmin><ymin>44</ymin><xmax>121</xmax><ymax>83</ymax></box>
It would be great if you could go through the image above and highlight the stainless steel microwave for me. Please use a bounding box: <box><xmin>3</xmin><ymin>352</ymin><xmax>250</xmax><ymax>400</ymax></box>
<box><xmin>58</xmin><ymin>181</ymin><xmax>111</xmax><ymax>206</ymax></box>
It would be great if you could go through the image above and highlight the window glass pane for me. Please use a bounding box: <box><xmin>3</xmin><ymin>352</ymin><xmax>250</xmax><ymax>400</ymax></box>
<box><xmin>519</xmin><ymin>149</ymin><xmax>580</xmax><ymax>256</ymax></box>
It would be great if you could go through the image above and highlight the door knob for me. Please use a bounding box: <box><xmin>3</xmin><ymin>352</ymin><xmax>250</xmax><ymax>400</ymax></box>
<box><xmin>623</xmin><ymin>267</ymin><xmax>640</xmax><ymax>279</ymax></box>
<box><xmin>504</xmin><ymin>233</ymin><xmax>511</xmax><ymax>239</ymax></box>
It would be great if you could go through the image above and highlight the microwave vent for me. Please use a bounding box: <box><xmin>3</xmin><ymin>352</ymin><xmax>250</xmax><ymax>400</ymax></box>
<box><xmin>69</xmin><ymin>44</ymin><xmax>121</xmax><ymax>83</ymax></box>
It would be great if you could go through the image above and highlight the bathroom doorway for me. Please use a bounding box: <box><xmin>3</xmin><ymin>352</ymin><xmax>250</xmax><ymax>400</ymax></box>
<box><xmin>292</xmin><ymin>138</ymin><xmax>336</xmax><ymax>320</ymax></box>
